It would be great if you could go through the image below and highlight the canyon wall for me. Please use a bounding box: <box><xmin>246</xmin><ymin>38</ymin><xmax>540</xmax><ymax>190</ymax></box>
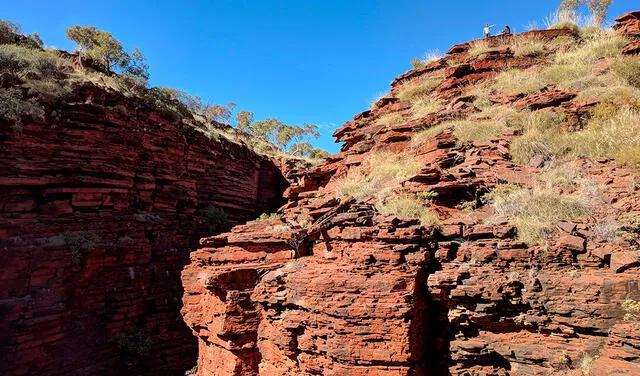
<box><xmin>0</xmin><ymin>84</ymin><xmax>288</xmax><ymax>375</ymax></box>
<box><xmin>182</xmin><ymin>12</ymin><xmax>640</xmax><ymax>376</ymax></box>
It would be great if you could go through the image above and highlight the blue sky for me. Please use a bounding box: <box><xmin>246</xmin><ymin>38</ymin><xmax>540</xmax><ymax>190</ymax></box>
<box><xmin>4</xmin><ymin>0</ymin><xmax>635</xmax><ymax>153</ymax></box>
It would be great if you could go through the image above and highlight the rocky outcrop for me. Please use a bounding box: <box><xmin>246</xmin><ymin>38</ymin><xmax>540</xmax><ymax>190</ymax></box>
<box><xmin>182</xmin><ymin>13</ymin><xmax>640</xmax><ymax>376</ymax></box>
<box><xmin>0</xmin><ymin>84</ymin><xmax>288</xmax><ymax>375</ymax></box>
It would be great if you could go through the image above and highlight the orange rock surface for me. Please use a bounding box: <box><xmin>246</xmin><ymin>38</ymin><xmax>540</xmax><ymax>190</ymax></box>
<box><xmin>182</xmin><ymin>13</ymin><xmax>640</xmax><ymax>376</ymax></box>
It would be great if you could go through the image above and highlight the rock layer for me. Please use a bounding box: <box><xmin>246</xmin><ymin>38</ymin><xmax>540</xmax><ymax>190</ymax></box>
<box><xmin>182</xmin><ymin>13</ymin><xmax>640</xmax><ymax>376</ymax></box>
<box><xmin>0</xmin><ymin>84</ymin><xmax>288</xmax><ymax>375</ymax></box>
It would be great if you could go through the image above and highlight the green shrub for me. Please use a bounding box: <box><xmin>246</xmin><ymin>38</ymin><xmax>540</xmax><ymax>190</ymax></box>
<box><xmin>484</xmin><ymin>184</ymin><xmax>591</xmax><ymax>243</ymax></box>
<box><xmin>66</xmin><ymin>25</ymin><xmax>148</xmax><ymax>79</ymax></box>
<box><xmin>622</xmin><ymin>300</ymin><xmax>640</xmax><ymax>321</ymax></box>
<box><xmin>63</xmin><ymin>230</ymin><xmax>101</xmax><ymax>264</ymax></box>
<box><xmin>376</xmin><ymin>196</ymin><xmax>440</xmax><ymax>226</ymax></box>
<box><xmin>0</xmin><ymin>88</ymin><xmax>45</xmax><ymax>131</ymax></box>
<box><xmin>257</xmin><ymin>212</ymin><xmax>283</xmax><ymax>221</ymax></box>
<box><xmin>610</xmin><ymin>57</ymin><xmax>640</xmax><ymax>88</ymax></box>
<box><xmin>0</xmin><ymin>44</ymin><xmax>72</xmax><ymax>101</ymax></box>
<box><xmin>197</xmin><ymin>205</ymin><xmax>227</xmax><ymax>234</ymax></box>
<box><xmin>617</xmin><ymin>213</ymin><xmax>640</xmax><ymax>249</ymax></box>
<box><xmin>0</xmin><ymin>44</ymin><xmax>65</xmax><ymax>78</ymax></box>
<box><xmin>114</xmin><ymin>328</ymin><xmax>151</xmax><ymax>356</ymax></box>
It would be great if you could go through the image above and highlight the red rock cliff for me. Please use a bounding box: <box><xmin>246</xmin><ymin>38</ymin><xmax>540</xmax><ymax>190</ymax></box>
<box><xmin>182</xmin><ymin>13</ymin><xmax>640</xmax><ymax>376</ymax></box>
<box><xmin>0</xmin><ymin>83</ymin><xmax>288</xmax><ymax>375</ymax></box>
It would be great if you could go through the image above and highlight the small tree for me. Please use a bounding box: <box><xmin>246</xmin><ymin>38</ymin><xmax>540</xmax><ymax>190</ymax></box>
<box><xmin>204</xmin><ymin>102</ymin><xmax>236</xmax><ymax>124</ymax></box>
<box><xmin>0</xmin><ymin>19</ymin><xmax>21</xmax><ymax>44</ymax></box>
<box><xmin>249</xmin><ymin>118</ymin><xmax>284</xmax><ymax>141</ymax></box>
<box><xmin>0</xmin><ymin>20</ymin><xmax>43</xmax><ymax>48</ymax></box>
<box><xmin>235</xmin><ymin>110</ymin><xmax>254</xmax><ymax>132</ymax></box>
<box><xmin>558</xmin><ymin>0</ymin><xmax>612</xmax><ymax>26</ymax></box>
<box><xmin>66</xmin><ymin>25</ymin><xmax>149</xmax><ymax>79</ymax></box>
<box><xmin>309</xmin><ymin>148</ymin><xmax>330</xmax><ymax>159</ymax></box>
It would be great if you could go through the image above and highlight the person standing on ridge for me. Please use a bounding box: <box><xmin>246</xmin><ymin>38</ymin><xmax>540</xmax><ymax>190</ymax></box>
<box><xmin>484</xmin><ymin>24</ymin><xmax>496</xmax><ymax>39</ymax></box>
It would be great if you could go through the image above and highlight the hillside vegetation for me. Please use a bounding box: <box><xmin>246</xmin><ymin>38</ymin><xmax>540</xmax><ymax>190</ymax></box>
<box><xmin>0</xmin><ymin>21</ymin><xmax>328</xmax><ymax>162</ymax></box>
<box><xmin>334</xmin><ymin>8</ymin><xmax>640</xmax><ymax>245</ymax></box>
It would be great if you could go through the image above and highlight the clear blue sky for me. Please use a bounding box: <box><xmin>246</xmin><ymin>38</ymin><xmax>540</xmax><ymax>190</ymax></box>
<box><xmin>4</xmin><ymin>0</ymin><xmax>635</xmax><ymax>153</ymax></box>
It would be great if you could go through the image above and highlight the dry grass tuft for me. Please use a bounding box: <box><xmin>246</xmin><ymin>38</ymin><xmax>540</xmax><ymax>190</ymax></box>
<box><xmin>468</xmin><ymin>85</ymin><xmax>494</xmax><ymax>109</ymax></box>
<box><xmin>335</xmin><ymin>150</ymin><xmax>422</xmax><ymax>199</ymax></box>
<box><xmin>397</xmin><ymin>76</ymin><xmax>443</xmax><ymax>103</ymax></box>
<box><xmin>410</xmin><ymin>123</ymin><xmax>449</xmax><ymax>148</ymax></box>
<box><xmin>622</xmin><ymin>300</ymin><xmax>640</xmax><ymax>321</ymax></box>
<box><xmin>548</xmin><ymin>21</ymin><xmax>581</xmax><ymax>33</ymax></box>
<box><xmin>468</xmin><ymin>39</ymin><xmax>492</xmax><ymax>58</ymax></box>
<box><xmin>411</xmin><ymin>50</ymin><xmax>444</xmax><ymax>69</ymax></box>
<box><xmin>451</xmin><ymin>120</ymin><xmax>506</xmax><ymax>144</ymax></box>
<box><xmin>510</xmin><ymin>35</ymin><xmax>546</xmax><ymax>57</ymax></box>
<box><xmin>484</xmin><ymin>184</ymin><xmax>592</xmax><ymax>243</ymax></box>
<box><xmin>492</xmin><ymin>68</ymin><xmax>546</xmax><ymax>94</ymax></box>
<box><xmin>555</xmin><ymin>32</ymin><xmax>627</xmax><ymax>65</ymax></box>
<box><xmin>376</xmin><ymin>196</ymin><xmax>440</xmax><ymax>226</ymax></box>
<box><xmin>509</xmin><ymin>109</ymin><xmax>567</xmax><ymax>164</ymax></box>
<box><xmin>610</xmin><ymin>57</ymin><xmax>640</xmax><ymax>88</ymax></box>
<box><xmin>566</xmin><ymin>107</ymin><xmax>640</xmax><ymax>166</ymax></box>
<box><xmin>408</xmin><ymin>95</ymin><xmax>441</xmax><ymax>119</ymax></box>
<box><xmin>375</xmin><ymin>111</ymin><xmax>406</xmax><ymax>126</ymax></box>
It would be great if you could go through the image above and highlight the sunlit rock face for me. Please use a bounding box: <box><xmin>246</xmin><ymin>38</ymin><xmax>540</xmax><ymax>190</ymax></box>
<box><xmin>182</xmin><ymin>12</ymin><xmax>640</xmax><ymax>376</ymax></box>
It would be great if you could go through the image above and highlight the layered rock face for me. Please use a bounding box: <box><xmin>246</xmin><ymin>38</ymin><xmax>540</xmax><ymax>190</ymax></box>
<box><xmin>0</xmin><ymin>84</ymin><xmax>288</xmax><ymax>375</ymax></box>
<box><xmin>183</xmin><ymin>13</ymin><xmax>640</xmax><ymax>376</ymax></box>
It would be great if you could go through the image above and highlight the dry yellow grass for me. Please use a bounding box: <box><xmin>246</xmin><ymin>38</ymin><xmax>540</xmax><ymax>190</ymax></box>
<box><xmin>408</xmin><ymin>95</ymin><xmax>441</xmax><ymax>119</ymax></box>
<box><xmin>611</xmin><ymin>56</ymin><xmax>640</xmax><ymax>88</ymax></box>
<box><xmin>555</xmin><ymin>32</ymin><xmax>627</xmax><ymax>65</ymax></box>
<box><xmin>376</xmin><ymin>196</ymin><xmax>440</xmax><ymax>226</ymax></box>
<box><xmin>509</xmin><ymin>109</ymin><xmax>567</xmax><ymax>164</ymax></box>
<box><xmin>566</xmin><ymin>107</ymin><xmax>640</xmax><ymax>166</ymax></box>
<box><xmin>485</xmin><ymin>184</ymin><xmax>592</xmax><ymax>243</ymax></box>
<box><xmin>375</xmin><ymin>111</ymin><xmax>406</xmax><ymax>126</ymax></box>
<box><xmin>468</xmin><ymin>39</ymin><xmax>492</xmax><ymax>58</ymax></box>
<box><xmin>397</xmin><ymin>76</ymin><xmax>443</xmax><ymax>103</ymax></box>
<box><xmin>451</xmin><ymin>120</ymin><xmax>506</xmax><ymax>144</ymax></box>
<box><xmin>335</xmin><ymin>150</ymin><xmax>422</xmax><ymax>199</ymax></box>
<box><xmin>410</xmin><ymin>123</ymin><xmax>449</xmax><ymax>148</ymax></box>
<box><xmin>509</xmin><ymin>35</ymin><xmax>546</xmax><ymax>57</ymax></box>
<box><xmin>492</xmin><ymin>68</ymin><xmax>546</xmax><ymax>94</ymax></box>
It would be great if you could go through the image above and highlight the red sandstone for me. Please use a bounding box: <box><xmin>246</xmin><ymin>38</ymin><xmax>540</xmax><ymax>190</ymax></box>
<box><xmin>182</xmin><ymin>13</ymin><xmax>640</xmax><ymax>376</ymax></box>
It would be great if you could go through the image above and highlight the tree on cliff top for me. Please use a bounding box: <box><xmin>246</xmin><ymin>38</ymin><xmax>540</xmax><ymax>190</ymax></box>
<box><xmin>558</xmin><ymin>0</ymin><xmax>612</xmax><ymax>25</ymax></box>
<box><xmin>66</xmin><ymin>25</ymin><xmax>149</xmax><ymax>79</ymax></box>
